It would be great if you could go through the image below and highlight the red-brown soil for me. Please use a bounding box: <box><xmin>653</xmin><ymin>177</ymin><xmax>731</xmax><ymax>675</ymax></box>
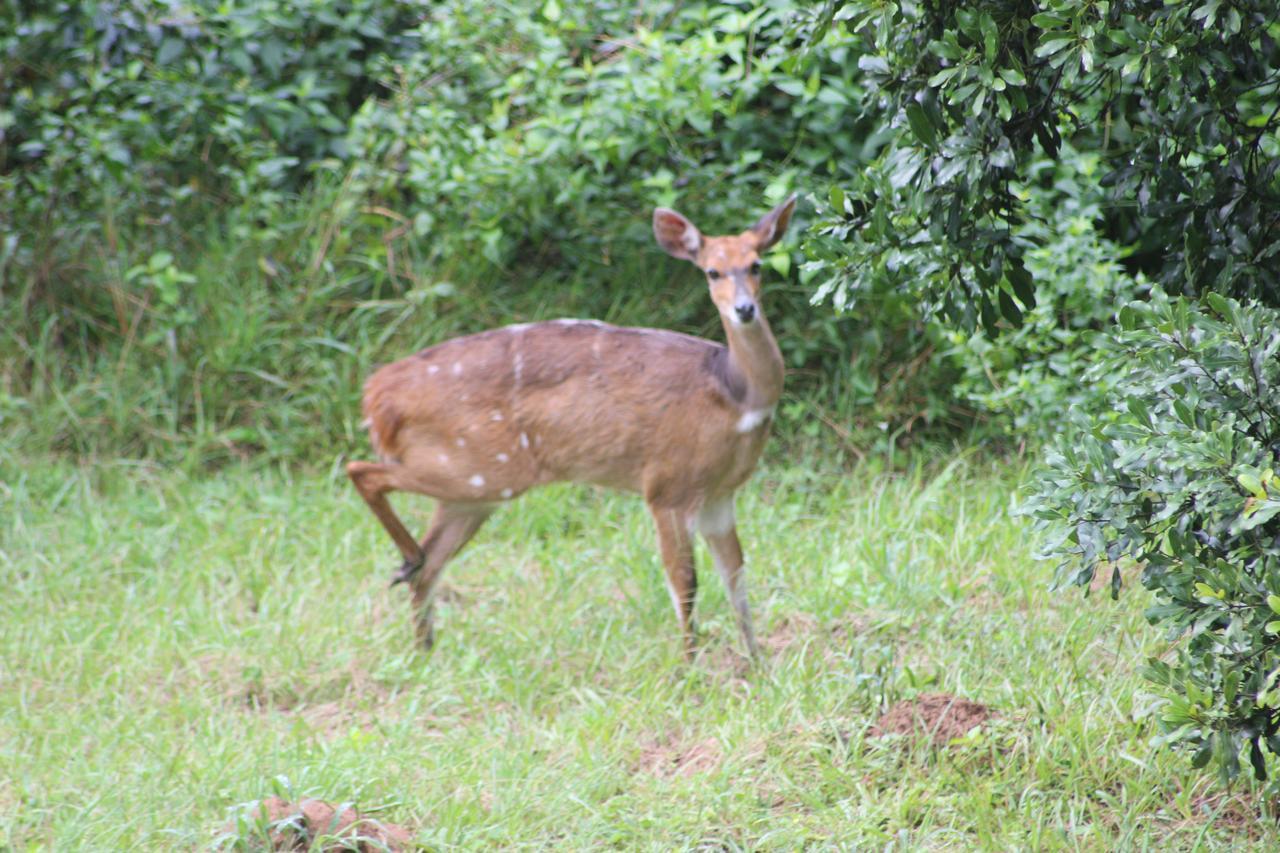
<box><xmin>869</xmin><ymin>692</ymin><xmax>995</xmax><ymax>746</ymax></box>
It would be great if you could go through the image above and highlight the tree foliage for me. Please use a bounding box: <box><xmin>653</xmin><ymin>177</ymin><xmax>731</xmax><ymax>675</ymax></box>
<box><xmin>801</xmin><ymin>0</ymin><xmax>1280</xmax><ymax>329</ymax></box>
<box><xmin>947</xmin><ymin>146</ymin><xmax>1148</xmax><ymax>440</ymax></box>
<box><xmin>795</xmin><ymin>0</ymin><xmax>1280</xmax><ymax>788</ymax></box>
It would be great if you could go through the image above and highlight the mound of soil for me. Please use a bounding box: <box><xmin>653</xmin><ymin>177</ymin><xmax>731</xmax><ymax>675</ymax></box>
<box><xmin>226</xmin><ymin>796</ymin><xmax>412</xmax><ymax>851</ymax></box>
<box><xmin>638</xmin><ymin>736</ymin><xmax>724</xmax><ymax>778</ymax></box>
<box><xmin>869</xmin><ymin>692</ymin><xmax>994</xmax><ymax>746</ymax></box>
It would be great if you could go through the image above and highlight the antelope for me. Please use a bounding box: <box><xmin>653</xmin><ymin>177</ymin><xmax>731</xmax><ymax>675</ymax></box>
<box><xmin>346</xmin><ymin>195</ymin><xmax>797</xmax><ymax>659</ymax></box>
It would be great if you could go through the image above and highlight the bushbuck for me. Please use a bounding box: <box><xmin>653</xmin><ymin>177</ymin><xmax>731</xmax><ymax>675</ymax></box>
<box><xmin>347</xmin><ymin>195</ymin><xmax>797</xmax><ymax>659</ymax></box>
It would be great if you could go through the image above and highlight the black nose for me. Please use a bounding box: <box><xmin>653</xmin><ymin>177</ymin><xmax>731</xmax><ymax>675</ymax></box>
<box><xmin>735</xmin><ymin>302</ymin><xmax>756</xmax><ymax>323</ymax></box>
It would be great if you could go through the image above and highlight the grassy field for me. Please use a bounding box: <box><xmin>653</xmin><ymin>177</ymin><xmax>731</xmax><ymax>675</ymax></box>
<box><xmin>1</xmin><ymin>452</ymin><xmax>1272</xmax><ymax>849</ymax></box>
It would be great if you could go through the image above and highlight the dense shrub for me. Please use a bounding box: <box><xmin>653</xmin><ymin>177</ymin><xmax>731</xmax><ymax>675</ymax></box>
<box><xmin>946</xmin><ymin>148</ymin><xmax>1148</xmax><ymax>441</ymax></box>
<box><xmin>1026</xmin><ymin>292</ymin><xmax>1280</xmax><ymax>784</ymax></box>
<box><xmin>344</xmin><ymin>1</ymin><xmax>869</xmax><ymax>269</ymax></box>
<box><xmin>1</xmin><ymin>0</ymin><xmax>415</xmax><ymax>205</ymax></box>
<box><xmin>799</xmin><ymin>0</ymin><xmax>1280</xmax><ymax>329</ymax></box>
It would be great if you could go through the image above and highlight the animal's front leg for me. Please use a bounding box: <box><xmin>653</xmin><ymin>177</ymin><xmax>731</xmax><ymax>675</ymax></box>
<box><xmin>703</xmin><ymin>526</ymin><xmax>760</xmax><ymax>660</ymax></box>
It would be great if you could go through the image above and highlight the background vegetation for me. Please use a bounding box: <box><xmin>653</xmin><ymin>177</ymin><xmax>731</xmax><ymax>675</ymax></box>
<box><xmin>3</xmin><ymin>0</ymin><xmax>1280</xmax><ymax>844</ymax></box>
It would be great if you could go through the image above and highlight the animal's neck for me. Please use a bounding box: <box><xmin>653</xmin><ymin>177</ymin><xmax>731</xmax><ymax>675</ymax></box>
<box><xmin>722</xmin><ymin>312</ymin><xmax>784</xmax><ymax>410</ymax></box>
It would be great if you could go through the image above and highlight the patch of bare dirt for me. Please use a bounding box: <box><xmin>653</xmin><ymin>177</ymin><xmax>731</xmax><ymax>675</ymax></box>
<box><xmin>826</xmin><ymin>612</ymin><xmax>874</xmax><ymax>646</ymax></box>
<box><xmin>762</xmin><ymin>613</ymin><xmax>819</xmax><ymax>654</ymax></box>
<box><xmin>193</xmin><ymin>652</ymin><xmax>398</xmax><ymax>729</ymax></box>
<box><xmin>294</xmin><ymin>700</ymin><xmax>389</xmax><ymax>739</ymax></box>
<box><xmin>696</xmin><ymin>642</ymin><xmax>754</xmax><ymax>684</ymax></box>
<box><xmin>222</xmin><ymin>796</ymin><xmax>412</xmax><ymax>851</ymax></box>
<box><xmin>637</xmin><ymin>735</ymin><xmax>724</xmax><ymax>779</ymax></box>
<box><xmin>518</xmin><ymin>559</ymin><xmax>548</xmax><ymax>584</ymax></box>
<box><xmin>869</xmin><ymin>692</ymin><xmax>995</xmax><ymax>746</ymax></box>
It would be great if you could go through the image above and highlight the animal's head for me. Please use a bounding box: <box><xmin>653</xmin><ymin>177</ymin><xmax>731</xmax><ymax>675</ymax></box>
<box><xmin>653</xmin><ymin>195</ymin><xmax>797</xmax><ymax>328</ymax></box>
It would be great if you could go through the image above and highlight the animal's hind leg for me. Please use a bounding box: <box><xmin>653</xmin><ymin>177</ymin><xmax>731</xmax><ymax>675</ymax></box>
<box><xmin>346</xmin><ymin>460</ymin><xmax>426</xmax><ymax>575</ymax></box>
<box><xmin>407</xmin><ymin>502</ymin><xmax>491</xmax><ymax>648</ymax></box>
<box><xmin>649</xmin><ymin>504</ymin><xmax>698</xmax><ymax>659</ymax></box>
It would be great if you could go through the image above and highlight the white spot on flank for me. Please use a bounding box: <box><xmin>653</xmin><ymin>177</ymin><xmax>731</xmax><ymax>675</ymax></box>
<box><xmin>735</xmin><ymin>407</ymin><xmax>775</xmax><ymax>433</ymax></box>
<box><xmin>519</xmin><ymin>433</ymin><xmax>530</xmax><ymax>449</ymax></box>
<box><xmin>452</xmin><ymin>361</ymin><xmax>463</xmax><ymax>375</ymax></box>
<box><xmin>490</xmin><ymin>410</ymin><xmax>504</xmax><ymax>422</ymax></box>
<box><xmin>437</xmin><ymin>453</ymin><xmax>449</xmax><ymax>464</ymax></box>
<box><xmin>469</xmin><ymin>474</ymin><xmax>485</xmax><ymax>488</ymax></box>
<box><xmin>500</xmin><ymin>488</ymin><xmax>513</xmax><ymax>499</ymax></box>
<box><xmin>496</xmin><ymin>452</ymin><xmax>509</xmax><ymax>462</ymax></box>
<box><xmin>427</xmin><ymin>364</ymin><xmax>439</xmax><ymax>375</ymax></box>
<box><xmin>690</xmin><ymin>498</ymin><xmax>736</xmax><ymax>536</ymax></box>
<box><xmin>456</xmin><ymin>437</ymin><xmax>467</xmax><ymax>448</ymax></box>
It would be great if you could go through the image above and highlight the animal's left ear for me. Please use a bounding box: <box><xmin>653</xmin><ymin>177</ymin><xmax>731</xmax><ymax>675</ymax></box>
<box><xmin>749</xmin><ymin>194</ymin><xmax>798</xmax><ymax>251</ymax></box>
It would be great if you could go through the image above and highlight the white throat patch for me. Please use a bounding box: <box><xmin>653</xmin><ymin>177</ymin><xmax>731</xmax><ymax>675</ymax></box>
<box><xmin>735</xmin><ymin>407</ymin><xmax>775</xmax><ymax>434</ymax></box>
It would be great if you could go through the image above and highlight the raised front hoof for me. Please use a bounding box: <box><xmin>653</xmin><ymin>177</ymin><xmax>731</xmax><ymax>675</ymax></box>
<box><xmin>388</xmin><ymin>555</ymin><xmax>424</xmax><ymax>587</ymax></box>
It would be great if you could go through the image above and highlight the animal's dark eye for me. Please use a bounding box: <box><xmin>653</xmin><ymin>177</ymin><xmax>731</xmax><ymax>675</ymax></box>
<box><xmin>706</xmin><ymin>269</ymin><xmax>722</xmax><ymax>279</ymax></box>
<box><xmin>750</xmin><ymin>260</ymin><xmax>763</xmax><ymax>275</ymax></box>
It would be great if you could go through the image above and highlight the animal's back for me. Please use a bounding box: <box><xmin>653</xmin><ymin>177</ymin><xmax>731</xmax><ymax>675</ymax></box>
<box><xmin>361</xmin><ymin>319</ymin><xmax>744</xmax><ymax>501</ymax></box>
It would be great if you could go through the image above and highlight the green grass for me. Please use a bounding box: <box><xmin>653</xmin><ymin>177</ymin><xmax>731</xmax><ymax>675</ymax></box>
<box><xmin>1</xmin><ymin>453</ymin><xmax>1272</xmax><ymax>849</ymax></box>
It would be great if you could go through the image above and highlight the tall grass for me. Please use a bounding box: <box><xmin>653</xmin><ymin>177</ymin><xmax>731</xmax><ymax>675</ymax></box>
<box><xmin>1</xmin><ymin>175</ymin><xmax>964</xmax><ymax>470</ymax></box>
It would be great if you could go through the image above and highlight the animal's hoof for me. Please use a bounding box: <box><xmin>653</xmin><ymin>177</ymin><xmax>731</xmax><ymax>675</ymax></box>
<box><xmin>416</xmin><ymin>607</ymin><xmax>436</xmax><ymax>650</ymax></box>
<box><xmin>389</xmin><ymin>555</ymin><xmax>424</xmax><ymax>587</ymax></box>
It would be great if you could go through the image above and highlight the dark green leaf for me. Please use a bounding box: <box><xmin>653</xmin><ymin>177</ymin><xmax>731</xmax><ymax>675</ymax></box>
<box><xmin>980</xmin><ymin>292</ymin><xmax>999</xmax><ymax>332</ymax></box>
<box><xmin>905</xmin><ymin>102</ymin><xmax>937</xmax><ymax>148</ymax></box>
<box><xmin>997</xmin><ymin>288</ymin><xmax>1022</xmax><ymax>328</ymax></box>
<box><xmin>1005</xmin><ymin>260</ymin><xmax>1034</xmax><ymax>310</ymax></box>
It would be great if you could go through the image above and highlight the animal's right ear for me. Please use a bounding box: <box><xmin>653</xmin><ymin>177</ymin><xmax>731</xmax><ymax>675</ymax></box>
<box><xmin>653</xmin><ymin>208</ymin><xmax>703</xmax><ymax>262</ymax></box>
<box><xmin>749</xmin><ymin>194</ymin><xmax>798</xmax><ymax>251</ymax></box>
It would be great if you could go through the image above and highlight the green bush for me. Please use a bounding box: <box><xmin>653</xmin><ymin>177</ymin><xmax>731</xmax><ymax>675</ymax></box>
<box><xmin>343</xmin><ymin>1</ymin><xmax>867</xmax><ymax>269</ymax></box>
<box><xmin>798</xmin><ymin>0</ymin><xmax>1280</xmax><ymax>329</ymax></box>
<box><xmin>1026</xmin><ymin>291</ymin><xmax>1280</xmax><ymax>784</ymax></box>
<box><xmin>1</xmin><ymin>0</ymin><xmax>415</xmax><ymax>203</ymax></box>
<box><xmin>946</xmin><ymin>149</ymin><xmax>1148</xmax><ymax>440</ymax></box>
